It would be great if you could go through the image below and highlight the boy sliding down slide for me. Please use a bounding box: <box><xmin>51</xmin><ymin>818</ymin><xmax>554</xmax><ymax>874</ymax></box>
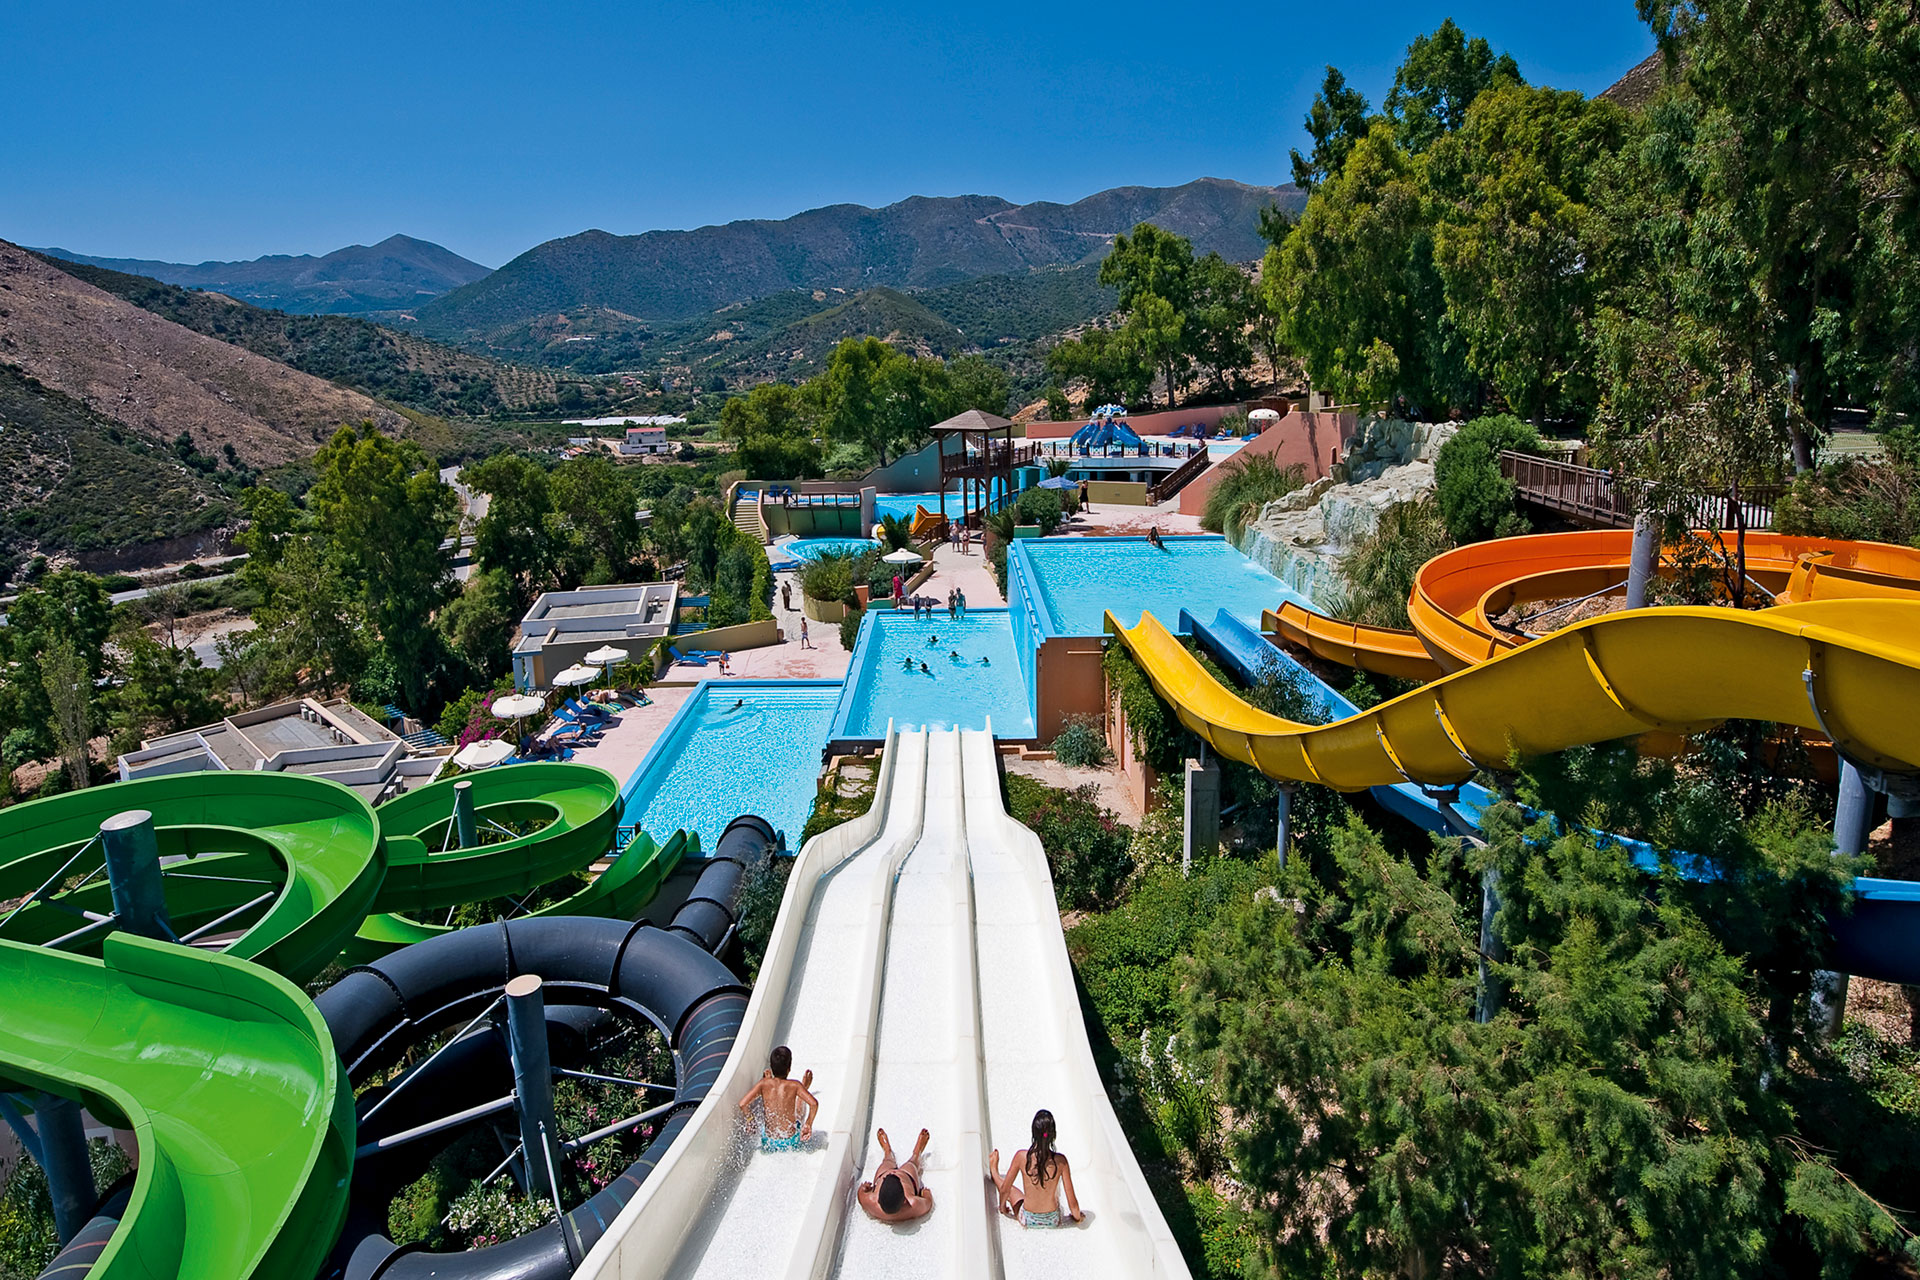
<box><xmin>856</xmin><ymin>1127</ymin><xmax>934</xmax><ymax>1223</ymax></box>
<box><xmin>738</xmin><ymin>1046</ymin><xmax>818</xmax><ymax>1151</ymax></box>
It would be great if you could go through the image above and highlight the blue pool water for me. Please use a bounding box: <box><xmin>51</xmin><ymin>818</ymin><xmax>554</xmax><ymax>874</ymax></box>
<box><xmin>830</xmin><ymin>609</ymin><xmax>1035</xmax><ymax>740</ymax></box>
<box><xmin>618</xmin><ymin>681</ymin><xmax>841</xmax><ymax>849</ymax></box>
<box><xmin>779</xmin><ymin>537</ymin><xmax>879</xmax><ymax>562</ymax></box>
<box><xmin>1013</xmin><ymin>535</ymin><xmax>1309</xmax><ymax>638</ymax></box>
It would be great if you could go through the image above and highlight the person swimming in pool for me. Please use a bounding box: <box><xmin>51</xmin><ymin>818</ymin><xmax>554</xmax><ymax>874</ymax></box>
<box><xmin>991</xmin><ymin>1110</ymin><xmax>1081</xmax><ymax>1228</ymax></box>
<box><xmin>731</xmin><ymin>699</ymin><xmax>745</xmax><ymax>711</ymax></box>
<box><xmin>903</xmin><ymin>655</ymin><xmax>915</xmax><ymax>671</ymax></box>
<box><xmin>928</xmin><ymin>634</ymin><xmax>939</xmax><ymax>647</ymax></box>
<box><xmin>739</xmin><ymin>1046</ymin><xmax>817</xmax><ymax>1152</ymax></box>
<box><xmin>857</xmin><ymin>1126</ymin><xmax>934</xmax><ymax>1223</ymax></box>
<box><xmin>980</xmin><ymin>656</ymin><xmax>991</xmax><ymax>666</ymax></box>
<box><xmin>949</xmin><ymin>649</ymin><xmax>961</xmax><ymax>661</ymax></box>
<box><xmin>919</xmin><ymin>661</ymin><xmax>930</xmax><ymax>674</ymax></box>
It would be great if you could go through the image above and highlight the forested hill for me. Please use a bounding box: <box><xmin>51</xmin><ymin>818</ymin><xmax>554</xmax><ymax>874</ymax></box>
<box><xmin>39</xmin><ymin>255</ymin><xmax>621</xmax><ymax>419</ymax></box>
<box><xmin>413</xmin><ymin>177</ymin><xmax>1300</xmax><ymax>341</ymax></box>
<box><xmin>33</xmin><ymin>234</ymin><xmax>490</xmax><ymax>315</ymax></box>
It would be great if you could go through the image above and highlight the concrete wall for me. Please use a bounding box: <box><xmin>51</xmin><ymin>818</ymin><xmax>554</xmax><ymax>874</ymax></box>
<box><xmin>764</xmin><ymin>505</ymin><xmax>869</xmax><ymax>538</ymax></box>
<box><xmin>1085</xmin><ymin>480</ymin><xmax>1151</xmax><ymax>507</ymax></box>
<box><xmin>1034</xmin><ymin>635</ymin><xmax>1107</xmax><ymax>742</ymax></box>
<box><xmin>1105</xmin><ymin>680</ymin><xmax>1164</xmax><ymax>815</ymax></box>
<box><xmin>862</xmin><ymin>435</ymin><xmax>963</xmax><ymax>492</ymax></box>
<box><xmin>1178</xmin><ymin>410</ymin><xmax>1358</xmax><ymax>516</ymax></box>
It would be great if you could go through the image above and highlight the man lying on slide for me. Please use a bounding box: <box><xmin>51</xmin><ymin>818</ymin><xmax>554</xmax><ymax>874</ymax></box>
<box><xmin>857</xmin><ymin>1127</ymin><xmax>934</xmax><ymax>1223</ymax></box>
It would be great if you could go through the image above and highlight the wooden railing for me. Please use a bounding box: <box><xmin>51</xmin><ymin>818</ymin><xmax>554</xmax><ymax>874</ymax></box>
<box><xmin>1146</xmin><ymin>448</ymin><xmax>1212</xmax><ymax>503</ymax></box>
<box><xmin>941</xmin><ymin>442</ymin><xmax>1040</xmax><ymax>481</ymax></box>
<box><xmin>1500</xmin><ymin>451</ymin><xmax>1787</xmax><ymax>530</ymax></box>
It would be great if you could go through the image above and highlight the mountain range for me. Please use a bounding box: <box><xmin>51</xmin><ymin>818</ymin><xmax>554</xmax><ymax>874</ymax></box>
<box><xmin>32</xmin><ymin>234</ymin><xmax>491</xmax><ymax>315</ymax></box>
<box><xmin>409</xmin><ymin>177</ymin><xmax>1300</xmax><ymax>343</ymax></box>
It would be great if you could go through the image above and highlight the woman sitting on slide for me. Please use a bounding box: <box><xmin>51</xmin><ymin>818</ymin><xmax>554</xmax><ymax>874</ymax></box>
<box><xmin>991</xmin><ymin>1110</ymin><xmax>1082</xmax><ymax>1228</ymax></box>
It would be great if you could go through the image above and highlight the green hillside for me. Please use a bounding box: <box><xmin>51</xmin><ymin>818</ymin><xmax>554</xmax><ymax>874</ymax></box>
<box><xmin>414</xmin><ymin>178</ymin><xmax>1295</xmax><ymax>339</ymax></box>
<box><xmin>916</xmin><ymin>265</ymin><xmax>1116</xmax><ymax>344</ymax></box>
<box><xmin>0</xmin><ymin>364</ymin><xmax>236</xmax><ymax>566</ymax></box>
<box><xmin>38</xmin><ymin>256</ymin><xmax>617</xmax><ymax>419</ymax></box>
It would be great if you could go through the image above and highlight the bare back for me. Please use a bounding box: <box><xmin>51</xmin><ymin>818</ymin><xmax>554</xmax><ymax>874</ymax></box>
<box><xmin>740</xmin><ymin>1072</ymin><xmax>817</xmax><ymax>1138</ymax></box>
<box><xmin>1006</xmin><ymin>1147</ymin><xmax>1068</xmax><ymax>1213</ymax></box>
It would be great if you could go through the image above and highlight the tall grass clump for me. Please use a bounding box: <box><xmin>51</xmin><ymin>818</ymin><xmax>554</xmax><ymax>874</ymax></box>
<box><xmin>1200</xmin><ymin>454</ymin><xmax>1307</xmax><ymax>543</ymax></box>
<box><xmin>1334</xmin><ymin>498</ymin><xmax>1454</xmax><ymax>628</ymax></box>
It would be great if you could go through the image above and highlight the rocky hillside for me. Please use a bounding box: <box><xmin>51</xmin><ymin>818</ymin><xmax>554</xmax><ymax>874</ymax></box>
<box><xmin>40</xmin><ymin>255</ymin><xmax>614</xmax><ymax>418</ymax></box>
<box><xmin>414</xmin><ymin>177</ymin><xmax>1300</xmax><ymax>340</ymax></box>
<box><xmin>34</xmin><ymin>234</ymin><xmax>491</xmax><ymax>315</ymax></box>
<box><xmin>0</xmin><ymin>239</ymin><xmax>403</xmax><ymax>466</ymax></box>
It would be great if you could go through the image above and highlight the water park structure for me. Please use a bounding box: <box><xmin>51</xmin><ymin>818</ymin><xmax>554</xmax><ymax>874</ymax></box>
<box><xmin>5</xmin><ymin>404</ymin><xmax>1920</xmax><ymax>1279</ymax></box>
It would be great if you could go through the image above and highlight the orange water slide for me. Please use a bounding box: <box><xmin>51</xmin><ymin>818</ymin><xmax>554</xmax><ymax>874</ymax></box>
<box><xmin>1268</xmin><ymin>530</ymin><xmax>1920</xmax><ymax>678</ymax></box>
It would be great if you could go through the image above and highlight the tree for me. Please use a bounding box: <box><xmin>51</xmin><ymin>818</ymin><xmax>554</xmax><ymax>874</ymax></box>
<box><xmin>39</xmin><ymin>636</ymin><xmax>92</xmax><ymax>790</ymax></box>
<box><xmin>0</xmin><ymin>571</ymin><xmax>111</xmax><ymax>767</ymax></box>
<box><xmin>438</xmin><ymin>569</ymin><xmax>519</xmax><ymax>679</ymax></box>
<box><xmin>309</xmin><ymin>423</ymin><xmax>458</xmax><ymax>708</ymax></box>
<box><xmin>1185</xmin><ymin>254</ymin><xmax>1256</xmax><ymax>399</ymax></box>
<box><xmin>551</xmin><ymin>456</ymin><xmax>643</xmax><ymax>582</ymax></box>
<box><xmin>108</xmin><ymin>623</ymin><xmax>221</xmax><ymax>751</ymax></box>
<box><xmin>1100</xmin><ymin>224</ymin><xmax>1200</xmax><ymax>408</ymax></box>
<box><xmin>1116</xmin><ymin>294</ymin><xmax>1187</xmax><ymax>411</ymax></box>
<box><xmin>1291</xmin><ymin>66</ymin><xmax>1373</xmax><ymax>191</ymax></box>
<box><xmin>1045</xmin><ymin>326</ymin><xmax>1153</xmax><ymax>410</ymax></box>
<box><xmin>240</xmin><ymin>535</ymin><xmax>367</xmax><ymax>697</ymax></box>
<box><xmin>947</xmin><ymin>355</ymin><xmax>1012</xmax><ymax>418</ymax></box>
<box><xmin>815</xmin><ymin>338</ymin><xmax>898</xmax><ymax>466</ymax></box>
<box><xmin>465</xmin><ymin>452</ymin><xmax>554</xmax><ymax>604</ymax></box>
<box><xmin>1265</xmin><ymin>124</ymin><xmax>1466</xmax><ymax>413</ymax></box>
<box><xmin>1384</xmin><ymin>18</ymin><xmax>1523</xmax><ymax>153</ymax></box>
<box><xmin>1429</xmin><ymin>85</ymin><xmax>1628</xmax><ymax>422</ymax></box>
<box><xmin>718</xmin><ymin>381</ymin><xmax>823</xmax><ymax>479</ymax></box>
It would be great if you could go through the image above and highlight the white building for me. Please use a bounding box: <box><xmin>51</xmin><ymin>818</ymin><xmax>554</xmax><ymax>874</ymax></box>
<box><xmin>621</xmin><ymin>425</ymin><xmax>671</xmax><ymax>455</ymax></box>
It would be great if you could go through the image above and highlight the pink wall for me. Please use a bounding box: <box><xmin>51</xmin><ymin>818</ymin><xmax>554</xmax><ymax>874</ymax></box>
<box><xmin>1177</xmin><ymin>410</ymin><xmax>1357</xmax><ymax>516</ymax></box>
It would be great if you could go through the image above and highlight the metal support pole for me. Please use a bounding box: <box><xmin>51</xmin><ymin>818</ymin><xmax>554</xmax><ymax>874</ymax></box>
<box><xmin>99</xmin><ymin>810</ymin><xmax>172</xmax><ymax>940</ymax></box>
<box><xmin>1475</xmin><ymin>867</ymin><xmax>1504</xmax><ymax>1024</ymax></box>
<box><xmin>453</xmin><ymin>781</ymin><xmax>477</xmax><ymax>850</ymax></box>
<box><xmin>1274</xmin><ymin>785</ymin><xmax>1294</xmax><ymax>871</ymax></box>
<box><xmin>504</xmin><ymin>975</ymin><xmax>559</xmax><ymax>1204</ymax></box>
<box><xmin>1812</xmin><ymin>763</ymin><xmax>1877</xmax><ymax>1039</ymax></box>
<box><xmin>1624</xmin><ymin>512</ymin><xmax>1657</xmax><ymax>610</ymax></box>
<box><xmin>35</xmin><ymin>1092</ymin><xmax>94</xmax><ymax>1244</ymax></box>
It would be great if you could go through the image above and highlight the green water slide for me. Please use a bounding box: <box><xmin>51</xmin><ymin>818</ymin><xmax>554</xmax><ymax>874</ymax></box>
<box><xmin>343</xmin><ymin>826</ymin><xmax>697</xmax><ymax>963</ymax></box>
<box><xmin>0</xmin><ymin>934</ymin><xmax>354</xmax><ymax>1280</ymax></box>
<box><xmin>0</xmin><ymin>772</ymin><xmax>385</xmax><ymax>985</ymax></box>
<box><xmin>345</xmin><ymin>762</ymin><xmax>627</xmax><ymax>958</ymax></box>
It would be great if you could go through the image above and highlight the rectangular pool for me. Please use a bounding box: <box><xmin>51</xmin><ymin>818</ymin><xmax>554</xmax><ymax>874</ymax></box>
<box><xmin>1011</xmin><ymin>535</ymin><xmax>1310</xmax><ymax>638</ymax></box>
<box><xmin>617</xmin><ymin>681</ymin><xmax>842</xmax><ymax>850</ymax></box>
<box><xmin>829</xmin><ymin>608</ymin><xmax>1036</xmax><ymax>742</ymax></box>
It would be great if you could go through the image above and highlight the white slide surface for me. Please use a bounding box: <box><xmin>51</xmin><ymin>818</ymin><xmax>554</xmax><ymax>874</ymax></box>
<box><xmin>575</xmin><ymin>724</ymin><xmax>1189</xmax><ymax>1280</ymax></box>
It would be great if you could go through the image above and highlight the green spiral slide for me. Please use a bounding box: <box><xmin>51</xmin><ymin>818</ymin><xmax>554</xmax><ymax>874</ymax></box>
<box><xmin>0</xmin><ymin>759</ymin><xmax>650</xmax><ymax>1279</ymax></box>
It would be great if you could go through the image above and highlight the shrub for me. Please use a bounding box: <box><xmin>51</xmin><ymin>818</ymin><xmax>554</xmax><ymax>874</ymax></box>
<box><xmin>1006</xmin><ymin>775</ymin><xmax>1133</xmax><ymax>910</ymax></box>
<box><xmin>1433</xmin><ymin>413</ymin><xmax>1543</xmax><ymax>543</ymax></box>
<box><xmin>1214</xmin><ymin>409</ymin><xmax>1249</xmax><ymax>437</ymax></box>
<box><xmin>1050</xmin><ymin>713</ymin><xmax>1112</xmax><ymax>767</ymax></box>
<box><xmin>1773</xmin><ymin>434</ymin><xmax>1920</xmax><ymax>545</ymax></box>
<box><xmin>1200</xmin><ymin>453</ymin><xmax>1307</xmax><ymax>542</ymax></box>
<box><xmin>876</xmin><ymin>513</ymin><xmax>914</xmax><ymax>550</ymax></box>
<box><xmin>799</xmin><ymin>552</ymin><xmax>856</xmax><ymax>605</ymax></box>
<box><xmin>838</xmin><ymin>607</ymin><xmax>862</xmax><ymax>651</ymax></box>
<box><xmin>1334</xmin><ymin>498</ymin><xmax>1454</xmax><ymax>628</ymax></box>
<box><xmin>1012</xmin><ymin>486</ymin><xmax>1065</xmax><ymax>535</ymax></box>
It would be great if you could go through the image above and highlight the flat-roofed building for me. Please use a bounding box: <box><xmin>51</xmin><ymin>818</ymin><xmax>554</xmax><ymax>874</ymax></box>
<box><xmin>511</xmin><ymin>582</ymin><xmax>680</xmax><ymax>690</ymax></box>
<box><xmin>118</xmin><ymin>697</ymin><xmax>444</xmax><ymax>802</ymax></box>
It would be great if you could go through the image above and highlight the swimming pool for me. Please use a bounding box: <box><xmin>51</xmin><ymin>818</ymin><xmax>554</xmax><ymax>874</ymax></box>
<box><xmin>1010</xmin><ymin>535</ymin><xmax>1310</xmax><ymax>638</ymax></box>
<box><xmin>829</xmin><ymin>609</ymin><xmax>1035</xmax><ymax>742</ymax></box>
<box><xmin>776</xmin><ymin>537</ymin><xmax>879</xmax><ymax>563</ymax></box>
<box><xmin>617</xmin><ymin>681</ymin><xmax>841</xmax><ymax>849</ymax></box>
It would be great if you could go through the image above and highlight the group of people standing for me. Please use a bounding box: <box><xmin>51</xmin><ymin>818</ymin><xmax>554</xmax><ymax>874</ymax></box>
<box><xmin>741</xmin><ymin>1046</ymin><xmax>1084</xmax><ymax>1229</ymax></box>
<box><xmin>901</xmin><ymin>588</ymin><xmax>966</xmax><ymax>621</ymax></box>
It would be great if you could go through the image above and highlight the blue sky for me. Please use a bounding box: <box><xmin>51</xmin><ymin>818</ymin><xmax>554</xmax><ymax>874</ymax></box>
<box><xmin>3</xmin><ymin>2</ymin><xmax>1654</xmax><ymax>268</ymax></box>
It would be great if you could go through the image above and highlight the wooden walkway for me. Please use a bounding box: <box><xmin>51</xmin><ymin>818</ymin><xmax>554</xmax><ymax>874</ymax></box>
<box><xmin>1500</xmin><ymin>451</ymin><xmax>1785</xmax><ymax>530</ymax></box>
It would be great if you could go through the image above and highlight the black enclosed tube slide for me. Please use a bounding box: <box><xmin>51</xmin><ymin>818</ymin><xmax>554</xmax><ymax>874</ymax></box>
<box><xmin>314</xmin><ymin>820</ymin><xmax>768</xmax><ymax>1280</ymax></box>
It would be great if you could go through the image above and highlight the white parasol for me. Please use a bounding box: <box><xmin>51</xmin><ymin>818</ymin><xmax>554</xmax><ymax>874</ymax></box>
<box><xmin>881</xmin><ymin>548</ymin><xmax>923</xmax><ymax>566</ymax></box>
<box><xmin>552</xmin><ymin>664</ymin><xmax>599</xmax><ymax>688</ymax></box>
<box><xmin>584</xmin><ymin>645</ymin><xmax>630</xmax><ymax>686</ymax></box>
<box><xmin>491</xmin><ymin>693</ymin><xmax>545</xmax><ymax>727</ymax></box>
<box><xmin>452</xmin><ymin>738</ymin><xmax>515</xmax><ymax>770</ymax></box>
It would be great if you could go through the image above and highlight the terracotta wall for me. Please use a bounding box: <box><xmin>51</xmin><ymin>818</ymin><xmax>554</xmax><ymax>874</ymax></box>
<box><xmin>1105</xmin><ymin>679</ymin><xmax>1163</xmax><ymax>815</ymax></box>
<box><xmin>1034</xmin><ymin>636</ymin><xmax>1107</xmax><ymax>741</ymax></box>
<box><xmin>1178</xmin><ymin>410</ymin><xmax>1357</xmax><ymax>516</ymax></box>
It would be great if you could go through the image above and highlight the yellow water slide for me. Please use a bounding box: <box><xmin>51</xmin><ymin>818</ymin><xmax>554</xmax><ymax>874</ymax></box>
<box><xmin>1106</xmin><ymin>598</ymin><xmax>1920</xmax><ymax>790</ymax></box>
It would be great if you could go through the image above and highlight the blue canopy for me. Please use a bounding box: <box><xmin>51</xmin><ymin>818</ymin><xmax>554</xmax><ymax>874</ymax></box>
<box><xmin>1038</xmin><ymin>476</ymin><xmax>1078</xmax><ymax>489</ymax></box>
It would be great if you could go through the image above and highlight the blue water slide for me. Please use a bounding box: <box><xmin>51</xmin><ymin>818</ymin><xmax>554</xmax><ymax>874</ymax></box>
<box><xmin>1179</xmin><ymin>606</ymin><xmax>1920</xmax><ymax>985</ymax></box>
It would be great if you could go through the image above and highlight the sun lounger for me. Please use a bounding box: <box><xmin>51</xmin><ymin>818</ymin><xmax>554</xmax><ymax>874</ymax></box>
<box><xmin>562</xmin><ymin>697</ymin><xmax>615</xmax><ymax>721</ymax></box>
<box><xmin>666</xmin><ymin>645</ymin><xmax>710</xmax><ymax>666</ymax></box>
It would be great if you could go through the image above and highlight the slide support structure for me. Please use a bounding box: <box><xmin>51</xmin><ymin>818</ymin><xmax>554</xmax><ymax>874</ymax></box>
<box><xmin>505</xmin><ymin>973</ymin><xmax>561</xmax><ymax>1207</ymax></box>
<box><xmin>100</xmin><ymin>808</ymin><xmax>172</xmax><ymax>941</ymax></box>
<box><xmin>1275</xmin><ymin>784</ymin><xmax>1295</xmax><ymax>870</ymax></box>
<box><xmin>1184</xmin><ymin>756</ymin><xmax>1220</xmax><ymax>874</ymax></box>
<box><xmin>453</xmin><ymin>779</ymin><xmax>477</xmax><ymax>849</ymax></box>
<box><xmin>34</xmin><ymin>1092</ymin><xmax>94</xmax><ymax>1245</ymax></box>
<box><xmin>1625</xmin><ymin>513</ymin><xmax>1657</xmax><ymax>610</ymax></box>
<box><xmin>1814</xmin><ymin>763</ymin><xmax>1877</xmax><ymax>1037</ymax></box>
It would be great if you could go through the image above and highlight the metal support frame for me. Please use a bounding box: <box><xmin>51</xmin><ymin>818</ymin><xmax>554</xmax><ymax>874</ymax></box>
<box><xmin>100</xmin><ymin>810</ymin><xmax>173</xmax><ymax>942</ymax></box>
<box><xmin>1274</xmin><ymin>785</ymin><xmax>1295</xmax><ymax>871</ymax></box>
<box><xmin>505</xmin><ymin>975</ymin><xmax>561</xmax><ymax>1204</ymax></box>
<box><xmin>1812</xmin><ymin>762</ymin><xmax>1877</xmax><ymax>1039</ymax></box>
<box><xmin>1625</xmin><ymin>512</ymin><xmax>1657</xmax><ymax>610</ymax></box>
<box><xmin>453</xmin><ymin>780</ymin><xmax>477</xmax><ymax>850</ymax></box>
<box><xmin>34</xmin><ymin>1092</ymin><xmax>95</xmax><ymax>1245</ymax></box>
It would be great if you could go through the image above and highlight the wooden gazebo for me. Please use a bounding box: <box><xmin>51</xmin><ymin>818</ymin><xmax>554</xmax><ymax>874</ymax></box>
<box><xmin>929</xmin><ymin>409</ymin><xmax>1036</xmax><ymax>528</ymax></box>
